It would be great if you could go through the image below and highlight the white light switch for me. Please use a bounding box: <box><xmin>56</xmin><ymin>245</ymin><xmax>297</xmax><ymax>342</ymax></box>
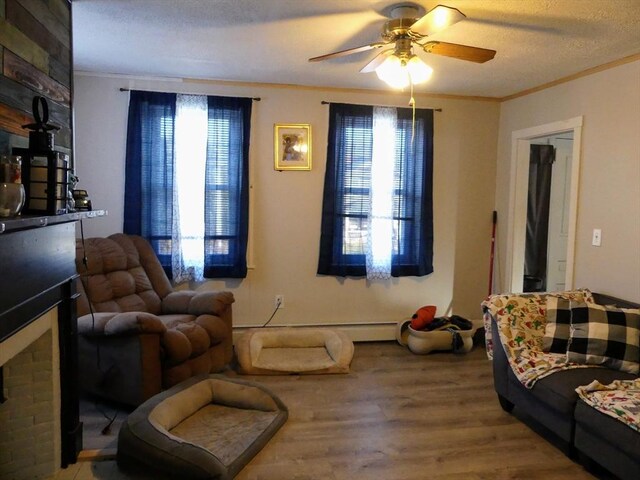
<box><xmin>592</xmin><ymin>228</ymin><xmax>602</xmax><ymax>247</ymax></box>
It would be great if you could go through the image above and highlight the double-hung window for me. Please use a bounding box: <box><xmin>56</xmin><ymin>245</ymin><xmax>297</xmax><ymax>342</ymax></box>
<box><xmin>124</xmin><ymin>91</ymin><xmax>252</xmax><ymax>280</ymax></box>
<box><xmin>318</xmin><ymin>103</ymin><xmax>434</xmax><ymax>278</ymax></box>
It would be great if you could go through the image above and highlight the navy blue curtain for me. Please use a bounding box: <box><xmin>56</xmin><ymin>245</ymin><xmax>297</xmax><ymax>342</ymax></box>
<box><xmin>204</xmin><ymin>96</ymin><xmax>252</xmax><ymax>278</ymax></box>
<box><xmin>124</xmin><ymin>90</ymin><xmax>251</xmax><ymax>278</ymax></box>
<box><xmin>318</xmin><ymin>103</ymin><xmax>434</xmax><ymax>277</ymax></box>
<box><xmin>124</xmin><ymin>91</ymin><xmax>176</xmax><ymax>269</ymax></box>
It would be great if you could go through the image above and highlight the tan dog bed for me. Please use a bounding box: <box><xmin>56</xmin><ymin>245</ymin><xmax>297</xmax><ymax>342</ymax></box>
<box><xmin>236</xmin><ymin>327</ymin><xmax>354</xmax><ymax>375</ymax></box>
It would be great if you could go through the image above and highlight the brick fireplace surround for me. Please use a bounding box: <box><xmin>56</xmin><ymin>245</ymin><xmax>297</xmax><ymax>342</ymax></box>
<box><xmin>0</xmin><ymin>310</ymin><xmax>61</xmax><ymax>479</ymax></box>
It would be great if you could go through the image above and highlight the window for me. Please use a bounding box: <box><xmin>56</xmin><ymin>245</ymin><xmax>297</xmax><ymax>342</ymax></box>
<box><xmin>318</xmin><ymin>103</ymin><xmax>434</xmax><ymax>278</ymax></box>
<box><xmin>124</xmin><ymin>91</ymin><xmax>252</xmax><ymax>279</ymax></box>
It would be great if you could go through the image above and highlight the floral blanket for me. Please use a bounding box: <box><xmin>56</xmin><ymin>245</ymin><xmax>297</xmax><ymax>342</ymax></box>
<box><xmin>481</xmin><ymin>290</ymin><xmax>594</xmax><ymax>388</ymax></box>
<box><xmin>576</xmin><ymin>379</ymin><xmax>640</xmax><ymax>432</ymax></box>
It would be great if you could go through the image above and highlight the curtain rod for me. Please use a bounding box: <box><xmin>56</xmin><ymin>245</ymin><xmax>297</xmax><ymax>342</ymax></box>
<box><xmin>320</xmin><ymin>100</ymin><xmax>441</xmax><ymax>111</ymax></box>
<box><xmin>118</xmin><ymin>87</ymin><xmax>260</xmax><ymax>101</ymax></box>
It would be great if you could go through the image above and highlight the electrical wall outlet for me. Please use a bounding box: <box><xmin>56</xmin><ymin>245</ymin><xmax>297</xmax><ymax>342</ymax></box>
<box><xmin>592</xmin><ymin>228</ymin><xmax>602</xmax><ymax>247</ymax></box>
<box><xmin>275</xmin><ymin>295</ymin><xmax>284</xmax><ymax>309</ymax></box>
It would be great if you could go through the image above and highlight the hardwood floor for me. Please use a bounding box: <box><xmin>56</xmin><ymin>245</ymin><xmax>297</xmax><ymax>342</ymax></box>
<box><xmin>56</xmin><ymin>342</ymin><xmax>608</xmax><ymax>480</ymax></box>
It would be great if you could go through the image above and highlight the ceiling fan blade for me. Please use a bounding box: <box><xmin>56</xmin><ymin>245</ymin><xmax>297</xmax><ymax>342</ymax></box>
<box><xmin>410</xmin><ymin>5</ymin><xmax>466</xmax><ymax>37</ymax></box>
<box><xmin>309</xmin><ymin>42</ymin><xmax>388</xmax><ymax>62</ymax></box>
<box><xmin>360</xmin><ymin>49</ymin><xmax>394</xmax><ymax>73</ymax></box>
<box><xmin>421</xmin><ymin>41</ymin><xmax>496</xmax><ymax>63</ymax></box>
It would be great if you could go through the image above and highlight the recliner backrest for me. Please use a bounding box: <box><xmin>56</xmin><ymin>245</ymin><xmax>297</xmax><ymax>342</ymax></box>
<box><xmin>76</xmin><ymin>234</ymin><xmax>173</xmax><ymax>317</ymax></box>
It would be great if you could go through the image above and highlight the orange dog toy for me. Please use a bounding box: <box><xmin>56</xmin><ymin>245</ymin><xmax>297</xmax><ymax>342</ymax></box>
<box><xmin>410</xmin><ymin>305</ymin><xmax>437</xmax><ymax>330</ymax></box>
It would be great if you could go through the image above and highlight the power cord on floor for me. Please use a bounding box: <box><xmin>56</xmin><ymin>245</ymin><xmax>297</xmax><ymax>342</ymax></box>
<box><xmin>260</xmin><ymin>298</ymin><xmax>282</xmax><ymax>328</ymax></box>
<box><xmin>95</xmin><ymin>401</ymin><xmax>118</xmax><ymax>435</ymax></box>
<box><xmin>78</xmin><ymin>220</ymin><xmax>118</xmax><ymax>435</ymax></box>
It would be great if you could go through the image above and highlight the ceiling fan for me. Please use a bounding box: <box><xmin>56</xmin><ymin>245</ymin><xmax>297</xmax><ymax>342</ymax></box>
<box><xmin>309</xmin><ymin>3</ymin><xmax>496</xmax><ymax>88</ymax></box>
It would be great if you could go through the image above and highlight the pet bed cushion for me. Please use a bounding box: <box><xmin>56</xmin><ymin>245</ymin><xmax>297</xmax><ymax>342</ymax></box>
<box><xmin>236</xmin><ymin>327</ymin><xmax>354</xmax><ymax>375</ymax></box>
<box><xmin>117</xmin><ymin>375</ymin><xmax>287</xmax><ymax>479</ymax></box>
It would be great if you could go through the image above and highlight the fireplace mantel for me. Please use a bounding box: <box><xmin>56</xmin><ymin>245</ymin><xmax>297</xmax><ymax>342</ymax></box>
<box><xmin>0</xmin><ymin>210</ymin><xmax>105</xmax><ymax>468</ymax></box>
<box><xmin>0</xmin><ymin>211</ymin><xmax>105</xmax><ymax>342</ymax></box>
<box><xmin>0</xmin><ymin>210</ymin><xmax>105</xmax><ymax>235</ymax></box>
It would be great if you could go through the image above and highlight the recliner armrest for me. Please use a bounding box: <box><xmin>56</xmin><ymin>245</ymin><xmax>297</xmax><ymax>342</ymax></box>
<box><xmin>162</xmin><ymin>290</ymin><xmax>234</xmax><ymax>317</ymax></box>
<box><xmin>78</xmin><ymin>311</ymin><xmax>166</xmax><ymax>336</ymax></box>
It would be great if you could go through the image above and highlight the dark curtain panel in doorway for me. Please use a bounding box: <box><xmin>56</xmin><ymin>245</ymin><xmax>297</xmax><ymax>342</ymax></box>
<box><xmin>524</xmin><ymin>144</ymin><xmax>555</xmax><ymax>292</ymax></box>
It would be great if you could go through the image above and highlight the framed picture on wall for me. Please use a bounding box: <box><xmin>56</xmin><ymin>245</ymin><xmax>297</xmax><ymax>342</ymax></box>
<box><xmin>274</xmin><ymin>124</ymin><xmax>311</xmax><ymax>171</ymax></box>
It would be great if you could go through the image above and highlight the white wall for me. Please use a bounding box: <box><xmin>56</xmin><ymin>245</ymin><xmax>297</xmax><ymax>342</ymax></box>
<box><xmin>496</xmin><ymin>60</ymin><xmax>640</xmax><ymax>302</ymax></box>
<box><xmin>73</xmin><ymin>73</ymin><xmax>499</xmax><ymax>337</ymax></box>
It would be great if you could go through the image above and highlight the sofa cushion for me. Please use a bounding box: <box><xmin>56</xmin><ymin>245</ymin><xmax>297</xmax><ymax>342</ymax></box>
<box><xmin>567</xmin><ymin>302</ymin><xmax>640</xmax><ymax>374</ymax></box>
<box><xmin>542</xmin><ymin>296</ymin><xmax>572</xmax><ymax>353</ymax></box>
<box><xmin>531</xmin><ymin>367</ymin><xmax>636</xmax><ymax>416</ymax></box>
<box><xmin>576</xmin><ymin>379</ymin><xmax>640</xmax><ymax>433</ymax></box>
<box><xmin>575</xmin><ymin>399</ymin><xmax>640</xmax><ymax>461</ymax></box>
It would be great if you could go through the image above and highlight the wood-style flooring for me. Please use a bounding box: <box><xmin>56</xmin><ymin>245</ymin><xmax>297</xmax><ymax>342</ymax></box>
<box><xmin>55</xmin><ymin>342</ymin><xmax>612</xmax><ymax>480</ymax></box>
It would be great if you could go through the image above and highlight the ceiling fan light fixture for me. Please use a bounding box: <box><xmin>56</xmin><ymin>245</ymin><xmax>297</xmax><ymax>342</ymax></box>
<box><xmin>375</xmin><ymin>53</ymin><xmax>432</xmax><ymax>89</ymax></box>
<box><xmin>406</xmin><ymin>55</ymin><xmax>433</xmax><ymax>84</ymax></box>
<box><xmin>375</xmin><ymin>54</ymin><xmax>410</xmax><ymax>89</ymax></box>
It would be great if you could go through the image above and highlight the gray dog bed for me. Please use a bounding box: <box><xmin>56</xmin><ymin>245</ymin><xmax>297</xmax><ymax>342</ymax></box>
<box><xmin>117</xmin><ymin>374</ymin><xmax>288</xmax><ymax>479</ymax></box>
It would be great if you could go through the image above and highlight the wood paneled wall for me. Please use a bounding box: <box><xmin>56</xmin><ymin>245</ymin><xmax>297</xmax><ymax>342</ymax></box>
<box><xmin>0</xmin><ymin>0</ymin><xmax>71</xmax><ymax>155</ymax></box>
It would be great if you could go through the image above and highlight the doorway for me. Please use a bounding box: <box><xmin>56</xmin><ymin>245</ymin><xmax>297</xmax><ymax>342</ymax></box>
<box><xmin>524</xmin><ymin>133</ymin><xmax>573</xmax><ymax>292</ymax></box>
<box><xmin>506</xmin><ymin>117</ymin><xmax>583</xmax><ymax>293</ymax></box>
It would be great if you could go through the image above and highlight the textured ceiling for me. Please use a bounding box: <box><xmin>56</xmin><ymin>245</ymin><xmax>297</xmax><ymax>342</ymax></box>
<box><xmin>72</xmin><ymin>0</ymin><xmax>640</xmax><ymax>98</ymax></box>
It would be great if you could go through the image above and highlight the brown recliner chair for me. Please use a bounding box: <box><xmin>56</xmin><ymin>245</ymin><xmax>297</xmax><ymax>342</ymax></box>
<box><xmin>75</xmin><ymin>233</ymin><xmax>234</xmax><ymax>406</ymax></box>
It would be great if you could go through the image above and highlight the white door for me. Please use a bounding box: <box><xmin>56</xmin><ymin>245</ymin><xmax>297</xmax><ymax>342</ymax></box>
<box><xmin>545</xmin><ymin>136</ymin><xmax>572</xmax><ymax>291</ymax></box>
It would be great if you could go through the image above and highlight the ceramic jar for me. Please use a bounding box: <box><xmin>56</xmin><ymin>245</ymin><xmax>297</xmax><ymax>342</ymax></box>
<box><xmin>0</xmin><ymin>155</ymin><xmax>26</xmax><ymax>217</ymax></box>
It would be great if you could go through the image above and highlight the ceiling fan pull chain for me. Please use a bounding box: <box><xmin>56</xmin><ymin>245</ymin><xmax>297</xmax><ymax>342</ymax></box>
<box><xmin>409</xmin><ymin>81</ymin><xmax>416</xmax><ymax>149</ymax></box>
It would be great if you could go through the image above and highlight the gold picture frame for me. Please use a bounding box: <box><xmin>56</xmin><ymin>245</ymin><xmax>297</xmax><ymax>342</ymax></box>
<box><xmin>274</xmin><ymin>124</ymin><xmax>312</xmax><ymax>171</ymax></box>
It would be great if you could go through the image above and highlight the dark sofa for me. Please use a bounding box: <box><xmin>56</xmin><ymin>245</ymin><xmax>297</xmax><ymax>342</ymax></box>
<box><xmin>490</xmin><ymin>293</ymin><xmax>640</xmax><ymax>480</ymax></box>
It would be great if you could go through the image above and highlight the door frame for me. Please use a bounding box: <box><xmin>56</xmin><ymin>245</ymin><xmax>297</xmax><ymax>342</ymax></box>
<box><xmin>505</xmin><ymin>116</ymin><xmax>583</xmax><ymax>292</ymax></box>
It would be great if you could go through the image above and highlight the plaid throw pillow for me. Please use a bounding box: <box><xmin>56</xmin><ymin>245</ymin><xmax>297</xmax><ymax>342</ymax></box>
<box><xmin>542</xmin><ymin>297</ymin><xmax>572</xmax><ymax>353</ymax></box>
<box><xmin>567</xmin><ymin>302</ymin><xmax>640</xmax><ymax>374</ymax></box>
